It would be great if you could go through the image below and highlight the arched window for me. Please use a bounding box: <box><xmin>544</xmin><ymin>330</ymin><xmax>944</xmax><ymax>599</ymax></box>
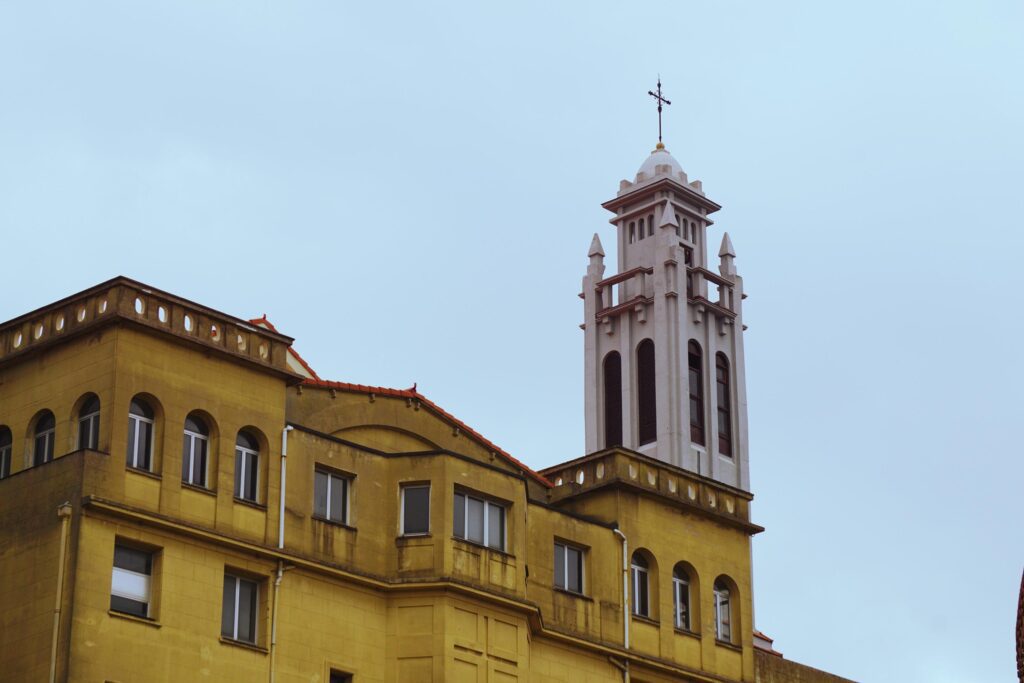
<box><xmin>647</xmin><ymin>213</ymin><xmax>654</xmax><ymax>237</ymax></box>
<box><xmin>638</xmin><ymin>218</ymin><xmax>645</xmax><ymax>240</ymax></box>
<box><xmin>716</xmin><ymin>354</ymin><xmax>732</xmax><ymax>456</ymax></box>
<box><xmin>34</xmin><ymin>411</ymin><xmax>56</xmax><ymax>466</ymax></box>
<box><xmin>603</xmin><ymin>352</ymin><xmax>622</xmax><ymax>448</ymax></box>
<box><xmin>0</xmin><ymin>426</ymin><xmax>11</xmax><ymax>479</ymax></box>
<box><xmin>673</xmin><ymin>565</ymin><xmax>692</xmax><ymax>631</ymax></box>
<box><xmin>637</xmin><ymin>340</ymin><xmax>657</xmax><ymax>445</ymax></box>
<box><xmin>78</xmin><ymin>394</ymin><xmax>100</xmax><ymax>451</ymax></box>
<box><xmin>127</xmin><ymin>398</ymin><xmax>154</xmax><ymax>471</ymax></box>
<box><xmin>688</xmin><ymin>341</ymin><xmax>705</xmax><ymax>445</ymax></box>
<box><xmin>631</xmin><ymin>552</ymin><xmax>650</xmax><ymax>617</ymax></box>
<box><xmin>235</xmin><ymin>431</ymin><xmax>259</xmax><ymax>502</ymax></box>
<box><xmin>714</xmin><ymin>578</ymin><xmax>732</xmax><ymax>642</ymax></box>
<box><xmin>182</xmin><ymin>414</ymin><xmax>210</xmax><ymax>488</ymax></box>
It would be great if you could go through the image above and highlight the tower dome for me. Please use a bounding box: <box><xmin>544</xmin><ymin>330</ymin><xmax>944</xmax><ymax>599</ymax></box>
<box><xmin>636</xmin><ymin>142</ymin><xmax>683</xmax><ymax>181</ymax></box>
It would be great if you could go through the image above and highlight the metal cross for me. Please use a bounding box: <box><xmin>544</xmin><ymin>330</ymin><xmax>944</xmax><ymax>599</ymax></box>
<box><xmin>647</xmin><ymin>78</ymin><xmax>671</xmax><ymax>144</ymax></box>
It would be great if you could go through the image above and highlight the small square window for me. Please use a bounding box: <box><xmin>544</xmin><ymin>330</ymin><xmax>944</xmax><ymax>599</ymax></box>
<box><xmin>554</xmin><ymin>542</ymin><xmax>584</xmax><ymax>594</ymax></box>
<box><xmin>111</xmin><ymin>544</ymin><xmax>154</xmax><ymax>618</ymax></box>
<box><xmin>314</xmin><ymin>469</ymin><xmax>349</xmax><ymax>524</ymax></box>
<box><xmin>401</xmin><ymin>484</ymin><xmax>430</xmax><ymax>536</ymax></box>
<box><xmin>222</xmin><ymin>572</ymin><xmax>259</xmax><ymax>644</ymax></box>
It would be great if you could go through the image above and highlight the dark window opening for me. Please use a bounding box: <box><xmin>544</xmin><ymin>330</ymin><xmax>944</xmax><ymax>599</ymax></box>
<box><xmin>637</xmin><ymin>340</ymin><xmax>657</xmax><ymax>445</ymax></box>
<box><xmin>689</xmin><ymin>341</ymin><xmax>705</xmax><ymax>445</ymax></box>
<box><xmin>716</xmin><ymin>354</ymin><xmax>732</xmax><ymax>456</ymax></box>
<box><xmin>603</xmin><ymin>352</ymin><xmax>622</xmax><ymax>448</ymax></box>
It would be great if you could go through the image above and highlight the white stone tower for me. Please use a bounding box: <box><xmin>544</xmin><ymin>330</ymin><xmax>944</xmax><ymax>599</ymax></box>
<box><xmin>582</xmin><ymin>142</ymin><xmax>750</xmax><ymax>491</ymax></box>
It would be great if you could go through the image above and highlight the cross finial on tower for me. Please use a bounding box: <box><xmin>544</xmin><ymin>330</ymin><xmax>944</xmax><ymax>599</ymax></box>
<box><xmin>647</xmin><ymin>77</ymin><xmax>671</xmax><ymax>146</ymax></box>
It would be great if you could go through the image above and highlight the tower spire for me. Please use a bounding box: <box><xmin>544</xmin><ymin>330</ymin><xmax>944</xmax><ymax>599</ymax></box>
<box><xmin>647</xmin><ymin>77</ymin><xmax>672</xmax><ymax>147</ymax></box>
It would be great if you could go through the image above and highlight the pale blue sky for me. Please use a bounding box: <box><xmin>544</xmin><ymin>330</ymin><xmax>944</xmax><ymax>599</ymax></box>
<box><xmin>2</xmin><ymin>2</ymin><xmax>1022</xmax><ymax>680</ymax></box>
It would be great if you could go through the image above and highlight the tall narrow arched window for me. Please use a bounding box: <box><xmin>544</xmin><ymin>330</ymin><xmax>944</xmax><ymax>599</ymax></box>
<box><xmin>0</xmin><ymin>426</ymin><xmax>11</xmax><ymax>479</ymax></box>
<box><xmin>637</xmin><ymin>340</ymin><xmax>657</xmax><ymax>445</ymax></box>
<box><xmin>688</xmin><ymin>341</ymin><xmax>705</xmax><ymax>445</ymax></box>
<box><xmin>235</xmin><ymin>431</ymin><xmax>259</xmax><ymax>502</ymax></box>
<box><xmin>182</xmin><ymin>414</ymin><xmax>210</xmax><ymax>488</ymax></box>
<box><xmin>631</xmin><ymin>552</ymin><xmax>650</xmax><ymax>617</ymax></box>
<box><xmin>716</xmin><ymin>354</ymin><xmax>732</xmax><ymax>457</ymax></box>
<box><xmin>34</xmin><ymin>411</ymin><xmax>56</xmax><ymax>466</ymax></box>
<box><xmin>714</xmin><ymin>578</ymin><xmax>733</xmax><ymax>642</ymax></box>
<box><xmin>673</xmin><ymin>565</ymin><xmax>692</xmax><ymax>631</ymax></box>
<box><xmin>127</xmin><ymin>398</ymin><xmax>154</xmax><ymax>471</ymax></box>
<box><xmin>603</xmin><ymin>352</ymin><xmax>622</xmax><ymax>448</ymax></box>
<box><xmin>78</xmin><ymin>394</ymin><xmax>100</xmax><ymax>451</ymax></box>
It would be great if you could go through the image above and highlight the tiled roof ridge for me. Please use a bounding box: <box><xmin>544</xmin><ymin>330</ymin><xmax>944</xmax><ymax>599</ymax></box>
<box><xmin>249</xmin><ymin>316</ymin><xmax>321</xmax><ymax>381</ymax></box>
<box><xmin>302</xmin><ymin>377</ymin><xmax>552</xmax><ymax>488</ymax></box>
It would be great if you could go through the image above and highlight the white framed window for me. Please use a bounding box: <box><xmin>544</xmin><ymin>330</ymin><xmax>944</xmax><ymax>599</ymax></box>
<box><xmin>400</xmin><ymin>484</ymin><xmax>430</xmax><ymax>536</ymax></box>
<box><xmin>111</xmin><ymin>544</ymin><xmax>153</xmax><ymax>618</ymax></box>
<box><xmin>126</xmin><ymin>398</ymin><xmax>154</xmax><ymax>470</ymax></box>
<box><xmin>0</xmin><ymin>427</ymin><xmax>11</xmax><ymax>479</ymax></box>
<box><xmin>554</xmin><ymin>541</ymin><xmax>584</xmax><ymax>594</ymax></box>
<box><xmin>673</xmin><ymin>566</ymin><xmax>691</xmax><ymax>630</ymax></box>
<box><xmin>78</xmin><ymin>395</ymin><xmax>100</xmax><ymax>450</ymax></box>
<box><xmin>34</xmin><ymin>411</ymin><xmax>56</xmax><ymax>466</ymax></box>
<box><xmin>631</xmin><ymin>552</ymin><xmax>650</xmax><ymax>617</ymax></box>
<box><xmin>714</xmin><ymin>579</ymin><xmax>732</xmax><ymax>642</ymax></box>
<box><xmin>222</xmin><ymin>572</ymin><xmax>259</xmax><ymax>644</ymax></box>
<box><xmin>182</xmin><ymin>414</ymin><xmax>209</xmax><ymax>487</ymax></box>
<box><xmin>453</xmin><ymin>491</ymin><xmax>506</xmax><ymax>551</ymax></box>
<box><xmin>314</xmin><ymin>468</ymin><xmax>349</xmax><ymax>524</ymax></box>
<box><xmin>234</xmin><ymin>431</ymin><xmax>259</xmax><ymax>502</ymax></box>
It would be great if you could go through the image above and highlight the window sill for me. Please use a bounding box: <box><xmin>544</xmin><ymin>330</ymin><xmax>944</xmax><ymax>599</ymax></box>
<box><xmin>715</xmin><ymin>639</ymin><xmax>741</xmax><ymax>651</ymax></box>
<box><xmin>312</xmin><ymin>515</ymin><xmax>355</xmax><ymax>531</ymax></box>
<box><xmin>451</xmin><ymin>537</ymin><xmax>514</xmax><ymax>559</ymax></box>
<box><xmin>396</xmin><ymin>533</ymin><xmax>432</xmax><ymax>541</ymax></box>
<box><xmin>553</xmin><ymin>587</ymin><xmax>592</xmax><ymax>602</ymax></box>
<box><xmin>182</xmin><ymin>482</ymin><xmax>216</xmax><ymax>496</ymax></box>
<box><xmin>219</xmin><ymin>636</ymin><xmax>268</xmax><ymax>654</ymax></box>
<box><xmin>674</xmin><ymin>627</ymin><xmax>701</xmax><ymax>639</ymax></box>
<box><xmin>631</xmin><ymin>613</ymin><xmax>660</xmax><ymax>627</ymax></box>
<box><xmin>126</xmin><ymin>467</ymin><xmax>161</xmax><ymax>481</ymax></box>
<box><xmin>108</xmin><ymin>609</ymin><xmax>160</xmax><ymax>628</ymax></box>
<box><xmin>233</xmin><ymin>497</ymin><xmax>266</xmax><ymax>510</ymax></box>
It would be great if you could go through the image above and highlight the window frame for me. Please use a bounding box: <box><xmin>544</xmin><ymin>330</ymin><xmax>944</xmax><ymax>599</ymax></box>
<box><xmin>554</xmin><ymin>541</ymin><xmax>585</xmax><ymax>595</ymax></box>
<box><xmin>631</xmin><ymin>553</ymin><xmax>650</xmax><ymax>618</ymax></box>
<box><xmin>78</xmin><ymin>396</ymin><xmax>100</xmax><ymax>451</ymax></box>
<box><xmin>222</xmin><ymin>572</ymin><xmax>260</xmax><ymax>645</ymax></box>
<box><xmin>688</xmin><ymin>341</ymin><xmax>705</xmax><ymax>445</ymax></box>
<box><xmin>673</xmin><ymin>567</ymin><xmax>691</xmax><ymax>631</ymax></box>
<box><xmin>110</xmin><ymin>543</ymin><xmax>154</xmax><ymax>619</ymax></box>
<box><xmin>126</xmin><ymin>400</ymin><xmax>154</xmax><ymax>471</ymax></box>
<box><xmin>400</xmin><ymin>483</ymin><xmax>431</xmax><ymax>536</ymax></box>
<box><xmin>452</xmin><ymin>489</ymin><xmax>506</xmax><ymax>552</ymax></box>
<box><xmin>314</xmin><ymin>467</ymin><xmax>350</xmax><ymax>525</ymax></box>
<box><xmin>182</xmin><ymin>416</ymin><xmax>210</xmax><ymax>488</ymax></box>
<box><xmin>714</xmin><ymin>580</ymin><xmax>732</xmax><ymax>643</ymax></box>
<box><xmin>34</xmin><ymin>412</ymin><xmax>56</xmax><ymax>466</ymax></box>
<box><xmin>234</xmin><ymin>434</ymin><xmax>260</xmax><ymax>503</ymax></box>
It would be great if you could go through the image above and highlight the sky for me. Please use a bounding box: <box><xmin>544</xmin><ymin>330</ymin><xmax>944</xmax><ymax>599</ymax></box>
<box><xmin>1</xmin><ymin>1</ymin><xmax>1022</xmax><ymax>680</ymax></box>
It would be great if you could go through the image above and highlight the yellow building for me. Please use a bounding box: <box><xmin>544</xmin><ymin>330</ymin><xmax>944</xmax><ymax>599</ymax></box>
<box><xmin>0</xmin><ymin>145</ymin><xmax>853</xmax><ymax>683</ymax></box>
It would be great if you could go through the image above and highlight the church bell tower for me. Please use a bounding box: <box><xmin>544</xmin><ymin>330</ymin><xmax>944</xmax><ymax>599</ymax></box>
<box><xmin>582</xmin><ymin>125</ymin><xmax>750</xmax><ymax>491</ymax></box>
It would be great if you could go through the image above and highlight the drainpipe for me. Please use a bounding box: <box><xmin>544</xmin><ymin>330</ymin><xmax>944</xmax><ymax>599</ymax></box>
<box><xmin>612</xmin><ymin>527</ymin><xmax>630</xmax><ymax>683</ymax></box>
<box><xmin>278</xmin><ymin>426</ymin><xmax>293</xmax><ymax>549</ymax></box>
<box><xmin>268</xmin><ymin>560</ymin><xmax>291</xmax><ymax>683</ymax></box>
<box><xmin>49</xmin><ymin>502</ymin><xmax>73</xmax><ymax>683</ymax></box>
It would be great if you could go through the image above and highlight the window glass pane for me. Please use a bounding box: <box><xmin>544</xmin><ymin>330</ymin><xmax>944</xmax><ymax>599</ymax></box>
<box><xmin>110</xmin><ymin>594</ymin><xmax>148</xmax><ymax>618</ymax></box>
<box><xmin>114</xmin><ymin>546</ymin><xmax>152</xmax><ymax>574</ymax></box>
<box><xmin>127</xmin><ymin>419</ymin><xmax>137</xmax><ymax>466</ymax></box>
<box><xmin>222</xmin><ymin>576</ymin><xmax>236</xmax><ymax>637</ymax></box>
<box><xmin>138</xmin><ymin>421</ymin><xmax>152</xmax><ymax>469</ymax></box>
<box><xmin>80</xmin><ymin>396</ymin><xmax>100</xmax><ymax>416</ymax></box>
<box><xmin>0</xmin><ymin>429</ymin><xmax>10</xmax><ymax>449</ymax></box>
<box><xmin>329</xmin><ymin>475</ymin><xmax>345</xmax><ymax>522</ymax></box>
<box><xmin>567</xmin><ymin>547</ymin><xmax>581</xmax><ymax>592</ymax></box>
<box><xmin>453</xmin><ymin>492</ymin><xmax>465</xmax><ymax>538</ymax></box>
<box><xmin>236</xmin><ymin>431</ymin><xmax>257</xmax><ymax>451</ymax></box>
<box><xmin>79</xmin><ymin>418</ymin><xmax>90</xmax><ymax>450</ymax></box>
<box><xmin>637</xmin><ymin>571</ymin><xmax>649</xmax><ymax>616</ymax></box>
<box><xmin>238</xmin><ymin>578</ymin><xmax>257</xmax><ymax>643</ymax></box>
<box><xmin>130</xmin><ymin>399</ymin><xmax>153</xmax><ymax>419</ymax></box>
<box><xmin>196</xmin><ymin>438</ymin><xmax>207</xmax><ymax>486</ymax></box>
<box><xmin>111</xmin><ymin>567</ymin><xmax>150</xmax><ymax>603</ymax></box>
<box><xmin>487</xmin><ymin>502</ymin><xmax>504</xmax><ymax>550</ymax></box>
<box><xmin>467</xmin><ymin>497</ymin><xmax>484</xmax><ymax>544</ymax></box>
<box><xmin>234</xmin><ymin>451</ymin><xmax>243</xmax><ymax>498</ymax></box>
<box><xmin>245</xmin><ymin>454</ymin><xmax>259</xmax><ymax>501</ymax></box>
<box><xmin>554</xmin><ymin>544</ymin><xmax>565</xmax><ymax>589</ymax></box>
<box><xmin>314</xmin><ymin>470</ymin><xmax>328</xmax><ymax>518</ymax></box>
<box><xmin>182</xmin><ymin>435</ymin><xmax>193</xmax><ymax>480</ymax></box>
<box><xmin>402</xmin><ymin>486</ymin><xmax>430</xmax><ymax>535</ymax></box>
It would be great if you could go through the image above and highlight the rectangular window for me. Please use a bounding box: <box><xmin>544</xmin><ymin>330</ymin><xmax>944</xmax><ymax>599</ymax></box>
<box><xmin>127</xmin><ymin>413</ymin><xmax>153</xmax><ymax>470</ymax></box>
<box><xmin>715</xmin><ymin>587</ymin><xmax>731</xmax><ymax>642</ymax></box>
<box><xmin>314</xmin><ymin>469</ymin><xmax>349</xmax><ymax>524</ymax></box>
<box><xmin>401</xmin><ymin>484</ymin><xmax>430</xmax><ymax>535</ymax></box>
<box><xmin>632</xmin><ymin>564</ymin><xmax>649</xmax><ymax>617</ymax></box>
<box><xmin>79</xmin><ymin>412</ymin><xmax>99</xmax><ymax>450</ymax></box>
<box><xmin>111</xmin><ymin>544</ymin><xmax>153</xmax><ymax>618</ymax></box>
<box><xmin>222</xmin><ymin>573</ymin><xmax>259</xmax><ymax>644</ymax></box>
<box><xmin>35</xmin><ymin>428</ymin><xmax>54</xmax><ymax>466</ymax></box>
<box><xmin>0</xmin><ymin>444</ymin><xmax>10</xmax><ymax>479</ymax></box>
<box><xmin>235</xmin><ymin>446</ymin><xmax>259</xmax><ymax>502</ymax></box>
<box><xmin>554</xmin><ymin>542</ymin><xmax>584</xmax><ymax>594</ymax></box>
<box><xmin>453</xmin><ymin>491</ymin><xmax>506</xmax><ymax>551</ymax></box>
<box><xmin>329</xmin><ymin>672</ymin><xmax>352</xmax><ymax>683</ymax></box>
<box><xmin>182</xmin><ymin>430</ymin><xmax>208</xmax><ymax>487</ymax></box>
<box><xmin>673</xmin><ymin>575</ymin><xmax>690</xmax><ymax>630</ymax></box>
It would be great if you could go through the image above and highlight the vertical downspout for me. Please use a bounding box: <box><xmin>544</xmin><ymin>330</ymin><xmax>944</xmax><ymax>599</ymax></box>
<box><xmin>612</xmin><ymin>527</ymin><xmax>630</xmax><ymax>683</ymax></box>
<box><xmin>49</xmin><ymin>502</ymin><xmax>72</xmax><ymax>683</ymax></box>
<box><xmin>270</xmin><ymin>425</ymin><xmax>293</xmax><ymax>683</ymax></box>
